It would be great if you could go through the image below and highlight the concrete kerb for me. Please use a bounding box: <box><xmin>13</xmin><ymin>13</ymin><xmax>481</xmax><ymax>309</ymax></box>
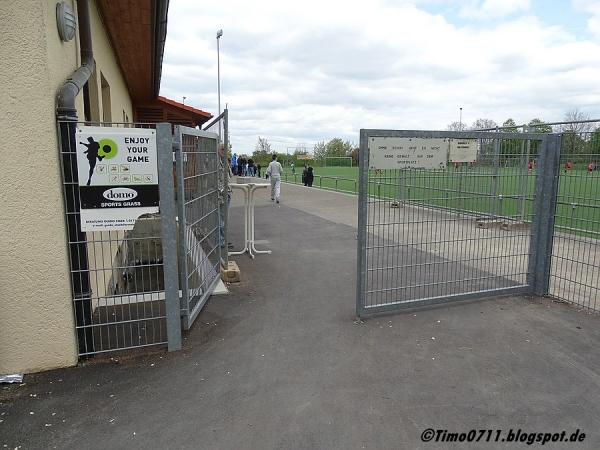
<box><xmin>280</xmin><ymin>180</ymin><xmax>359</xmax><ymax>200</ymax></box>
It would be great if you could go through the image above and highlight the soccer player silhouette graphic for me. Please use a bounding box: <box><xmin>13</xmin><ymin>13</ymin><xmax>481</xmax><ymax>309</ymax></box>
<box><xmin>80</xmin><ymin>137</ymin><xmax>104</xmax><ymax>185</ymax></box>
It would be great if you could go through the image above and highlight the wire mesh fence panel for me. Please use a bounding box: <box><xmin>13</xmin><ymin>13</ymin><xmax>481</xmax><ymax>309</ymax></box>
<box><xmin>203</xmin><ymin>110</ymin><xmax>229</xmax><ymax>267</ymax></box>
<box><xmin>175</xmin><ymin>126</ymin><xmax>222</xmax><ymax>330</ymax></box>
<box><xmin>549</xmin><ymin>131</ymin><xmax>600</xmax><ymax>311</ymax></box>
<box><xmin>357</xmin><ymin>130</ymin><xmax>545</xmax><ymax>316</ymax></box>
<box><xmin>58</xmin><ymin>121</ymin><xmax>172</xmax><ymax>356</ymax></box>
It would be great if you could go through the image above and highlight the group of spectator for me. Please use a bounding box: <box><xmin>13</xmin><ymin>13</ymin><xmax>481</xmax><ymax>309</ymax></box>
<box><xmin>229</xmin><ymin>151</ymin><xmax>318</xmax><ymax>192</ymax></box>
<box><xmin>301</xmin><ymin>163</ymin><xmax>314</xmax><ymax>187</ymax></box>
<box><xmin>231</xmin><ymin>153</ymin><xmax>261</xmax><ymax>177</ymax></box>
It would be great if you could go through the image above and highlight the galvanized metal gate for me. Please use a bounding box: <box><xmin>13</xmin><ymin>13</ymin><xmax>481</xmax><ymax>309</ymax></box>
<box><xmin>173</xmin><ymin>126</ymin><xmax>223</xmax><ymax>330</ymax></box>
<box><xmin>59</xmin><ymin>116</ymin><xmax>229</xmax><ymax>356</ymax></box>
<box><xmin>356</xmin><ymin>129</ymin><xmax>561</xmax><ymax>317</ymax></box>
<box><xmin>58</xmin><ymin>121</ymin><xmax>181</xmax><ymax>356</ymax></box>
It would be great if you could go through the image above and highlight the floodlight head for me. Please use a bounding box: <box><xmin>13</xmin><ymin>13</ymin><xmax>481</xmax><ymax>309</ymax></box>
<box><xmin>216</xmin><ymin>29</ymin><xmax>223</xmax><ymax>39</ymax></box>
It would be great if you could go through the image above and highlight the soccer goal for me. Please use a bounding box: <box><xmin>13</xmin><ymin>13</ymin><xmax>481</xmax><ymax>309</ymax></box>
<box><xmin>324</xmin><ymin>156</ymin><xmax>353</xmax><ymax>167</ymax></box>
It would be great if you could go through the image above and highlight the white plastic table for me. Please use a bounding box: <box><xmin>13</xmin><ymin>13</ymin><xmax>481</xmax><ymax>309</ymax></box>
<box><xmin>228</xmin><ymin>183</ymin><xmax>272</xmax><ymax>259</ymax></box>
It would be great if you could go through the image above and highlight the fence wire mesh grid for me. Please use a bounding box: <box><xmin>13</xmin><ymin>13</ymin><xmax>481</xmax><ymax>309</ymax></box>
<box><xmin>175</xmin><ymin>126</ymin><xmax>222</xmax><ymax>330</ymax></box>
<box><xmin>549</xmin><ymin>131</ymin><xmax>600</xmax><ymax>311</ymax></box>
<box><xmin>202</xmin><ymin>110</ymin><xmax>229</xmax><ymax>268</ymax></box>
<box><xmin>58</xmin><ymin>121</ymin><xmax>168</xmax><ymax>356</ymax></box>
<box><xmin>282</xmin><ymin>172</ymin><xmax>358</xmax><ymax>194</ymax></box>
<box><xmin>357</xmin><ymin>130</ymin><xmax>544</xmax><ymax>315</ymax></box>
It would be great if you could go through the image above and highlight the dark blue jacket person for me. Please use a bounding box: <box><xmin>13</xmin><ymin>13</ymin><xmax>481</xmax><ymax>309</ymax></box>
<box><xmin>306</xmin><ymin>166</ymin><xmax>314</xmax><ymax>187</ymax></box>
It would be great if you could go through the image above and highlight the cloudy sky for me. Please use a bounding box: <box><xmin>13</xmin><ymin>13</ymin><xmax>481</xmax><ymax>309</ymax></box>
<box><xmin>160</xmin><ymin>0</ymin><xmax>600</xmax><ymax>152</ymax></box>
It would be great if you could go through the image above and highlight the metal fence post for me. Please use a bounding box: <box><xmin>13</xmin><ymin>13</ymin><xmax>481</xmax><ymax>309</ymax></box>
<box><xmin>396</xmin><ymin>170</ymin><xmax>403</xmax><ymax>205</ymax></box>
<box><xmin>222</xmin><ymin>108</ymin><xmax>229</xmax><ymax>267</ymax></box>
<box><xmin>527</xmin><ymin>134</ymin><xmax>561</xmax><ymax>296</ymax></box>
<box><xmin>518</xmin><ymin>127</ymin><xmax>531</xmax><ymax>222</ymax></box>
<box><xmin>156</xmin><ymin>123</ymin><xmax>182</xmax><ymax>351</ymax></box>
<box><xmin>457</xmin><ymin>164</ymin><xmax>463</xmax><ymax>214</ymax></box>
<box><xmin>518</xmin><ymin>136</ymin><xmax>526</xmax><ymax>221</ymax></box>
<box><xmin>174</xmin><ymin>126</ymin><xmax>190</xmax><ymax>327</ymax></box>
<box><xmin>491</xmin><ymin>137</ymin><xmax>500</xmax><ymax>217</ymax></box>
<box><xmin>356</xmin><ymin>130</ymin><xmax>369</xmax><ymax>317</ymax></box>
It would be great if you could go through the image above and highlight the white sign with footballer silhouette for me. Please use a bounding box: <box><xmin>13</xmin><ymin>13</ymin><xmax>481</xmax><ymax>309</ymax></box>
<box><xmin>76</xmin><ymin>126</ymin><xmax>159</xmax><ymax>231</ymax></box>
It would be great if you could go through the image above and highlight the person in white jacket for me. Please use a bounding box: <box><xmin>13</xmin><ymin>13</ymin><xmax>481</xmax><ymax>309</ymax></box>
<box><xmin>266</xmin><ymin>153</ymin><xmax>283</xmax><ymax>203</ymax></box>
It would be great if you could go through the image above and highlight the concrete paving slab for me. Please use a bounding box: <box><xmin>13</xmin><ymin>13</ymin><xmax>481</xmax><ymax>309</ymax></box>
<box><xmin>212</xmin><ymin>279</ymin><xmax>229</xmax><ymax>295</ymax></box>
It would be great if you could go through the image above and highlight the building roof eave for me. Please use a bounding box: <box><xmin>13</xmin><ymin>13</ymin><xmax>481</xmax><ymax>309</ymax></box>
<box><xmin>156</xmin><ymin>96</ymin><xmax>212</xmax><ymax>121</ymax></box>
<box><xmin>152</xmin><ymin>0</ymin><xmax>169</xmax><ymax>98</ymax></box>
<box><xmin>96</xmin><ymin>0</ymin><xmax>170</xmax><ymax>102</ymax></box>
<box><xmin>134</xmin><ymin>96</ymin><xmax>213</xmax><ymax>127</ymax></box>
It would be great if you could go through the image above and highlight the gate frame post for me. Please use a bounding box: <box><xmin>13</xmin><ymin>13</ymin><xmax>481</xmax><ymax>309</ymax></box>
<box><xmin>527</xmin><ymin>134</ymin><xmax>561</xmax><ymax>296</ymax></box>
<box><xmin>356</xmin><ymin>129</ymin><xmax>369</xmax><ymax>317</ymax></box>
<box><xmin>173</xmin><ymin>125</ymin><xmax>191</xmax><ymax>329</ymax></box>
<box><xmin>491</xmin><ymin>136</ymin><xmax>500</xmax><ymax>218</ymax></box>
<box><xmin>518</xmin><ymin>126</ymin><xmax>531</xmax><ymax>222</ymax></box>
<box><xmin>156</xmin><ymin>123</ymin><xmax>182</xmax><ymax>351</ymax></box>
<box><xmin>222</xmin><ymin>108</ymin><xmax>229</xmax><ymax>268</ymax></box>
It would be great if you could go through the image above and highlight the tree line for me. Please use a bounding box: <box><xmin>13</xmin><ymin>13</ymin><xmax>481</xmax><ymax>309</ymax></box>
<box><xmin>247</xmin><ymin>109</ymin><xmax>599</xmax><ymax>167</ymax></box>
<box><xmin>448</xmin><ymin>108</ymin><xmax>600</xmax><ymax>159</ymax></box>
<box><xmin>252</xmin><ymin>136</ymin><xmax>358</xmax><ymax>166</ymax></box>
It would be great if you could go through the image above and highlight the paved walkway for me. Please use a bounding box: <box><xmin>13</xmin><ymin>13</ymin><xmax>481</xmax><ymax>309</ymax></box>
<box><xmin>1</xmin><ymin>183</ymin><xmax>600</xmax><ymax>449</ymax></box>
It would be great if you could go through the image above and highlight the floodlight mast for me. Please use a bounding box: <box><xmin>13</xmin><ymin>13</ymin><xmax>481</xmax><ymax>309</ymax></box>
<box><xmin>216</xmin><ymin>29</ymin><xmax>223</xmax><ymax>138</ymax></box>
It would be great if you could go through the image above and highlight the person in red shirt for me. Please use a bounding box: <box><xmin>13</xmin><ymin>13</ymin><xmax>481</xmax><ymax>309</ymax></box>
<box><xmin>588</xmin><ymin>162</ymin><xmax>594</xmax><ymax>173</ymax></box>
<box><xmin>528</xmin><ymin>160</ymin><xmax>534</xmax><ymax>172</ymax></box>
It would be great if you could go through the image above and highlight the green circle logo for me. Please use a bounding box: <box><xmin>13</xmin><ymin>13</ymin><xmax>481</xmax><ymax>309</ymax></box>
<box><xmin>99</xmin><ymin>138</ymin><xmax>118</xmax><ymax>159</ymax></box>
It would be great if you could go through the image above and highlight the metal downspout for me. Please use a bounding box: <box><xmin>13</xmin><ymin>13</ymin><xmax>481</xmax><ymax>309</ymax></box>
<box><xmin>56</xmin><ymin>0</ymin><xmax>95</xmax><ymax>356</ymax></box>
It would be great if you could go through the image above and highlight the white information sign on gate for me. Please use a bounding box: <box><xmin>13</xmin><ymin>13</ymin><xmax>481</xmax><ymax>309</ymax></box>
<box><xmin>449</xmin><ymin>138</ymin><xmax>478</xmax><ymax>163</ymax></box>
<box><xmin>76</xmin><ymin>126</ymin><xmax>159</xmax><ymax>232</ymax></box>
<box><xmin>369</xmin><ymin>137</ymin><xmax>448</xmax><ymax>170</ymax></box>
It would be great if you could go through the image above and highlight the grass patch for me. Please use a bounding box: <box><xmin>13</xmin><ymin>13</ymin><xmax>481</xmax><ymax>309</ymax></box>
<box><xmin>281</xmin><ymin>166</ymin><xmax>600</xmax><ymax>238</ymax></box>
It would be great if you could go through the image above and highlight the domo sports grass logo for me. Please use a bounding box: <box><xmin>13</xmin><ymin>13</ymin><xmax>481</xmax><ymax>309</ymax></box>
<box><xmin>80</xmin><ymin>135</ymin><xmax>118</xmax><ymax>186</ymax></box>
<box><xmin>103</xmin><ymin>188</ymin><xmax>138</xmax><ymax>201</ymax></box>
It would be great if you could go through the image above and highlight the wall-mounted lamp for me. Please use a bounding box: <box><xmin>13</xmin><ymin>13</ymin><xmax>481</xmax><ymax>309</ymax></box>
<box><xmin>56</xmin><ymin>2</ymin><xmax>77</xmax><ymax>42</ymax></box>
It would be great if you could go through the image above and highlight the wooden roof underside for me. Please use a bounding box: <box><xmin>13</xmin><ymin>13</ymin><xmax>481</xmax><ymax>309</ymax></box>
<box><xmin>135</xmin><ymin>97</ymin><xmax>212</xmax><ymax>127</ymax></box>
<box><xmin>96</xmin><ymin>0</ymin><xmax>165</xmax><ymax>102</ymax></box>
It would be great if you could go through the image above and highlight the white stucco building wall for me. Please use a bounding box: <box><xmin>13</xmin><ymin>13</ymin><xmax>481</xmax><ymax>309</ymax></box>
<box><xmin>0</xmin><ymin>0</ymin><xmax>134</xmax><ymax>374</ymax></box>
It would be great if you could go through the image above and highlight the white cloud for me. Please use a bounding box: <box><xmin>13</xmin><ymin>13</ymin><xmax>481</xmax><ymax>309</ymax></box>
<box><xmin>573</xmin><ymin>0</ymin><xmax>600</xmax><ymax>37</ymax></box>
<box><xmin>161</xmin><ymin>0</ymin><xmax>600</xmax><ymax>151</ymax></box>
<box><xmin>459</xmin><ymin>0</ymin><xmax>531</xmax><ymax>19</ymax></box>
